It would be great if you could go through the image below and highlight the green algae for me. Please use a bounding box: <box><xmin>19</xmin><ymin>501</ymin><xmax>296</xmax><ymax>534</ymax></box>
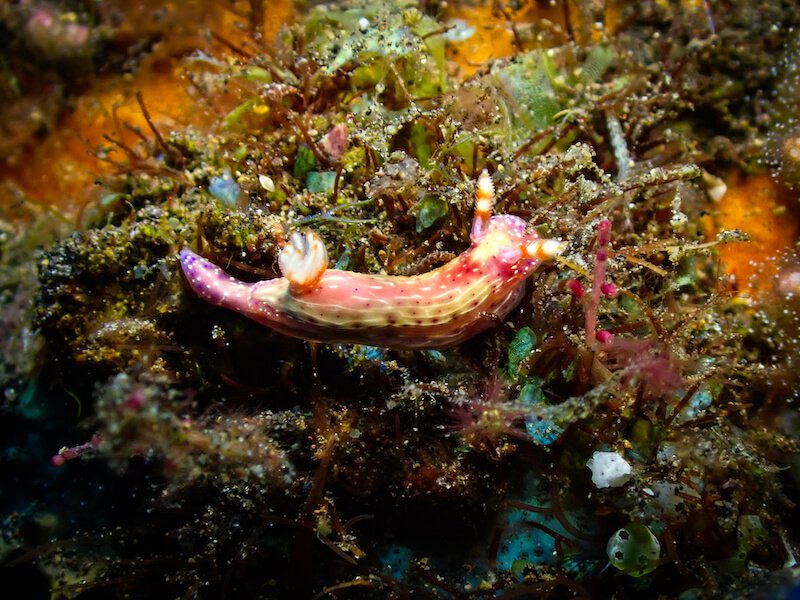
<box><xmin>414</xmin><ymin>193</ymin><xmax>448</xmax><ymax>231</ymax></box>
<box><xmin>506</xmin><ymin>326</ymin><xmax>537</xmax><ymax>379</ymax></box>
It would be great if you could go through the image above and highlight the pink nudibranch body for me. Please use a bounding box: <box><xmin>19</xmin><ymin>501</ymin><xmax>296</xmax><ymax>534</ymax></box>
<box><xmin>179</xmin><ymin>171</ymin><xmax>565</xmax><ymax>349</ymax></box>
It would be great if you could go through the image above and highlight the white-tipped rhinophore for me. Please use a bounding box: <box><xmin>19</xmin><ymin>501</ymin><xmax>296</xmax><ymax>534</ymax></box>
<box><xmin>471</xmin><ymin>169</ymin><xmax>496</xmax><ymax>242</ymax></box>
<box><xmin>526</xmin><ymin>238</ymin><xmax>567</xmax><ymax>261</ymax></box>
<box><xmin>278</xmin><ymin>230</ymin><xmax>329</xmax><ymax>293</ymax></box>
<box><xmin>475</xmin><ymin>169</ymin><xmax>495</xmax><ymax>214</ymax></box>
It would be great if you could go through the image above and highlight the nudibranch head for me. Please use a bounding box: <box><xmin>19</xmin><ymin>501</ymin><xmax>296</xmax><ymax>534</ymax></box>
<box><xmin>471</xmin><ymin>213</ymin><xmax>565</xmax><ymax>274</ymax></box>
<box><xmin>470</xmin><ymin>170</ymin><xmax>565</xmax><ymax>267</ymax></box>
<box><xmin>278</xmin><ymin>230</ymin><xmax>329</xmax><ymax>292</ymax></box>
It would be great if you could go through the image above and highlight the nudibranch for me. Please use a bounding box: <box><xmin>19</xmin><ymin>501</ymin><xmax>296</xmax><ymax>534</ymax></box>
<box><xmin>179</xmin><ymin>171</ymin><xmax>565</xmax><ymax>349</ymax></box>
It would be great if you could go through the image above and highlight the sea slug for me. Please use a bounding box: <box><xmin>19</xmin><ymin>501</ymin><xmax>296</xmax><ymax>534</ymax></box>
<box><xmin>179</xmin><ymin>171</ymin><xmax>565</xmax><ymax>349</ymax></box>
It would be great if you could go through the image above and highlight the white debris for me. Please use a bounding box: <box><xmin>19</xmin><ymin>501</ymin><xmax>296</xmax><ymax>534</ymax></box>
<box><xmin>442</xmin><ymin>19</ymin><xmax>475</xmax><ymax>42</ymax></box>
<box><xmin>258</xmin><ymin>174</ymin><xmax>275</xmax><ymax>192</ymax></box>
<box><xmin>587</xmin><ymin>451</ymin><xmax>632</xmax><ymax>489</ymax></box>
<box><xmin>702</xmin><ymin>170</ymin><xmax>727</xmax><ymax>202</ymax></box>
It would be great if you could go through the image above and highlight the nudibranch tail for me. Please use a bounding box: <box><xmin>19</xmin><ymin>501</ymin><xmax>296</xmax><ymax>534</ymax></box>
<box><xmin>277</xmin><ymin>230</ymin><xmax>329</xmax><ymax>294</ymax></box>
<box><xmin>179</xmin><ymin>249</ymin><xmax>252</xmax><ymax>313</ymax></box>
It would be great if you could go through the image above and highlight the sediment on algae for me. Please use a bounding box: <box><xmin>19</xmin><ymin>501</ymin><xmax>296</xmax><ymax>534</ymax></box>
<box><xmin>2</xmin><ymin>1</ymin><xmax>800</xmax><ymax>598</ymax></box>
